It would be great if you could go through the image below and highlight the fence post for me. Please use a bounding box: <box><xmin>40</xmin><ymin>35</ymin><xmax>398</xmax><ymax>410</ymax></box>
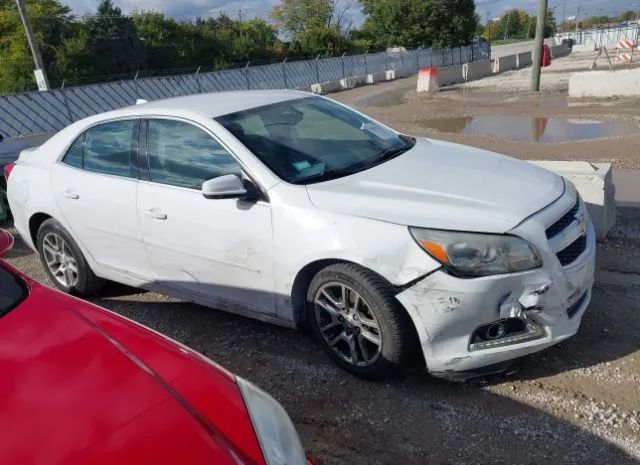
<box><xmin>61</xmin><ymin>87</ymin><xmax>74</xmax><ymax>124</ymax></box>
<box><xmin>459</xmin><ymin>47</ymin><xmax>462</xmax><ymax>64</ymax></box>
<box><xmin>415</xmin><ymin>50</ymin><xmax>420</xmax><ymax>71</ymax></box>
<box><xmin>471</xmin><ymin>43</ymin><xmax>474</xmax><ymax>62</ymax></box>
<box><xmin>341</xmin><ymin>52</ymin><xmax>346</xmax><ymax>78</ymax></box>
<box><xmin>385</xmin><ymin>51</ymin><xmax>389</xmax><ymax>70</ymax></box>
<box><xmin>315</xmin><ymin>55</ymin><xmax>320</xmax><ymax>83</ymax></box>
<box><xmin>133</xmin><ymin>69</ymin><xmax>140</xmax><ymax>99</ymax></box>
<box><xmin>244</xmin><ymin>61</ymin><xmax>250</xmax><ymax>89</ymax></box>
<box><xmin>364</xmin><ymin>51</ymin><xmax>368</xmax><ymax>75</ymax></box>
<box><xmin>195</xmin><ymin>66</ymin><xmax>202</xmax><ymax>93</ymax></box>
<box><xmin>282</xmin><ymin>57</ymin><xmax>288</xmax><ymax>89</ymax></box>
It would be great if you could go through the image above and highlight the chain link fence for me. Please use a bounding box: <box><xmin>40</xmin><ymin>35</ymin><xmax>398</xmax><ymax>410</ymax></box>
<box><xmin>0</xmin><ymin>42</ymin><xmax>490</xmax><ymax>139</ymax></box>
<box><xmin>555</xmin><ymin>25</ymin><xmax>640</xmax><ymax>47</ymax></box>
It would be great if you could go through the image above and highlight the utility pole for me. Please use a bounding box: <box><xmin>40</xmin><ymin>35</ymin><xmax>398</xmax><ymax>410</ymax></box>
<box><xmin>14</xmin><ymin>0</ymin><xmax>49</xmax><ymax>91</ymax></box>
<box><xmin>504</xmin><ymin>10</ymin><xmax>511</xmax><ymax>40</ymax></box>
<box><xmin>561</xmin><ymin>3</ymin><xmax>566</xmax><ymax>34</ymax></box>
<box><xmin>486</xmin><ymin>13</ymin><xmax>491</xmax><ymax>41</ymax></box>
<box><xmin>575</xmin><ymin>5</ymin><xmax>581</xmax><ymax>34</ymax></box>
<box><xmin>530</xmin><ymin>0</ymin><xmax>548</xmax><ymax>91</ymax></box>
<box><xmin>526</xmin><ymin>15</ymin><xmax>533</xmax><ymax>38</ymax></box>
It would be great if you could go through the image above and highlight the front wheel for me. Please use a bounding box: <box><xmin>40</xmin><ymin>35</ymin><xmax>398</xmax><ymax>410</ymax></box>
<box><xmin>36</xmin><ymin>218</ymin><xmax>104</xmax><ymax>295</ymax></box>
<box><xmin>306</xmin><ymin>263</ymin><xmax>417</xmax><ymax>379</ymax></box>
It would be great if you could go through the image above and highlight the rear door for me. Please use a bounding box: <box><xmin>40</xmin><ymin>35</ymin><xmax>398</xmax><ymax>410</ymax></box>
<box><xmin>51</xmin><ymin>119</ymin><xmax>150</xmax><ymax>279</ymax></box>
<box><xmin>136</xmin><ymin>118</ymin><xmax>275</xmax><ymax>315</ymax></box>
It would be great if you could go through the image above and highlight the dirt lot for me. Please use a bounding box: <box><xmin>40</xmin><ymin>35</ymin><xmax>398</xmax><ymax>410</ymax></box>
<box><xmin>3</xmin><ymin>55</ymin><xmax>640</xmax><ymax>465</ymax></box>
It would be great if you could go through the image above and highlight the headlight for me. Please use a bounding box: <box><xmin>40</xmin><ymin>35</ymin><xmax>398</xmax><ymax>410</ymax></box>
<box><xmin>410</xmin><ymin>228</ymin><xmax>542</xmax><ymax>277</ymax></box>
<box><xmin>237</xmin><ymin>377</ymin><xmax>307</xmax><ymax>465</ymax></box>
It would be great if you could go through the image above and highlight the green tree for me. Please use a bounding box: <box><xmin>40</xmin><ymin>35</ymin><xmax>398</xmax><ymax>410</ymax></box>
<box><xmin>358</xmin><ymin>0</ymin><xmax>478</xmax><ymax>49</ymax></box>
<box><xmin>84</xmin><ymin>0</ymin><xmax>144</xmax><ymax>77</ymax></box>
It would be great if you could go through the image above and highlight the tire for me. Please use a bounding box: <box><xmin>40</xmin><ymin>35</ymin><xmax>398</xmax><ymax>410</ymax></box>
<box><xmin>306</xmin><ymin>263</ymin><xmax>417</xmax><ymax>379</ymax></box>
<box><xmin>36</xmin><ymin>218</ymin><xmax>104</xmax><ymax>295</ymax></box>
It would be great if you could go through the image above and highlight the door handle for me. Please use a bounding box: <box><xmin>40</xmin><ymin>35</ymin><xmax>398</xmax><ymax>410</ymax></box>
<box><xmin>63</xmin><ymin>189</ymin><xmax>79</xmax><ymax>200</ymax></box>
<box><xmin>143</xmin><ymin>208</ymin><xmax>167</xmax><ymax>220</ymax></box>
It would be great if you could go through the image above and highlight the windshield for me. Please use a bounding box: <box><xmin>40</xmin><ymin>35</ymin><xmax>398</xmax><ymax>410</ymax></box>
<box><xmin>0</xmin><ymin>266</ymin><xmax>27</xmax><ymax>317</ymax></box>
<box><xmin>216</xmin><ymin>97</ymin><xmax>414</xmax><ymax>184</ymax></box>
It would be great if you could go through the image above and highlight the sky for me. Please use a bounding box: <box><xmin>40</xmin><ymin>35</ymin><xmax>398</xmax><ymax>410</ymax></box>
<box><xmin>63</xmin><ymin>0</ymin><xmax>638</xmax><ymax>25</ymax></box>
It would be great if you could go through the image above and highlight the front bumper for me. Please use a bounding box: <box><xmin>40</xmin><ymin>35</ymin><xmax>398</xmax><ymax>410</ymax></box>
<box><xmin>396</xmin><ymin>197</ymin><xmax>596</xmax><ymax>378</ymax></box>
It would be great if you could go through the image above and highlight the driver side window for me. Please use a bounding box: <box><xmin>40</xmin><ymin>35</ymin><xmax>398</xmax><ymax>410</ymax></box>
<box><xmin>146</xmin><ymin>119</ymin><xmax>242</xmax><ymax>189</ymax></box>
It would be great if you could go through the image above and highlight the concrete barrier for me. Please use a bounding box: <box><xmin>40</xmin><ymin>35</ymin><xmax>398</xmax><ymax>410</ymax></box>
<box><xmin>528</xmin><ymin>161</ymin><xmax>615</xmax><ymax>239</ymax></box>
<box><xmin>340</xmin><ymin>76</ymin><xmax>367</xmax><ymax>90</ymax></box>
<box><xmin>516</xmin><ymin>51</ymin><xmax>532</xmax><ymax>68</ymax></box>
<box><xmin>551</xmin><ymin>44</ymin><xmax>571</xmax><ymax>58</ymax></box>
<box><xmin>365</xmin><ymin>72</ymin><xmax>387</xmax><ymax>84</ymax></box>
<box><xmin>572</xmin><ymin>43</ymin><xmax>596</xmax><ymax>53</ymax></box>
<box><xmin>569</xmin><ymin>68</ymin><xmax>640</xmax><ymax>98</ymax></box>
<box><xmin>492</xmin><ymin>54</ymin><xmax>518</xmax><ymax>73</ymax></box>
<box><xmin>385</xmin><ymin>69</ymin><xmax>397</xmax><ymax>81</ymax></box>
<box><xmin>311</xmin><ymin>81</ymin><xmax>342</xmax><ymax>95</ymax></box>
<box><xmin>463</xmin><ymin>60</ymin><xmax>492</xmax><ymax>81</ymax></box>
<box><xmin>437</xmin><ymin>64</ymin><xmax>465</xmax><ymax>86</ymax></box>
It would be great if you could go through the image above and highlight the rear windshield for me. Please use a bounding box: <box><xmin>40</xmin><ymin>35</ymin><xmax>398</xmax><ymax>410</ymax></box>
<box><xmin>0</xmin><ymin>266</ymin><xmax>27</xmax><ymax>317</ymax></box>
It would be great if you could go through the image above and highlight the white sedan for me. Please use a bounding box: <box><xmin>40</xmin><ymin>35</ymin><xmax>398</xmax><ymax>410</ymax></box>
<box><xmin>6</xmin><ymin>90</ymin><xmax>595</xmax><ymax>379</ymax></box>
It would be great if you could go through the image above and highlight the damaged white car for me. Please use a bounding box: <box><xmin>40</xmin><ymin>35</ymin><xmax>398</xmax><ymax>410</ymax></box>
<box><xmin>6</xmin><ymin>90</ymin><xmax>595</xmax><ymax>379</ymax></box>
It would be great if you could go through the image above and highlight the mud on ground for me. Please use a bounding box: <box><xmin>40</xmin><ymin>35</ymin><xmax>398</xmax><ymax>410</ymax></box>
<box><xmin>334</xmin><ymin>71</ymin><xmax>640</xmax><ymax>171</ymax></box>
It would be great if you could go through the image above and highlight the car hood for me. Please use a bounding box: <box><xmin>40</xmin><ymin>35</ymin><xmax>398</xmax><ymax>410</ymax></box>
<box><xmin>306</xmin><ymin>138</ymin><xmax>564</xmax><ymax>233</ymax></box>
<box><xmin>0</xmin><ymin>276</ymin><xmax>263</xmax><ymax>465</ymax></box>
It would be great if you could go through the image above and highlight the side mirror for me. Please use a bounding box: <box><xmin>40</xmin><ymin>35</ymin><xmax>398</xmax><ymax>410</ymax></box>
<box><xmin>201</xmin><ymin>174</ymin><xmax>248</xmax><ymax>199</ymax></box>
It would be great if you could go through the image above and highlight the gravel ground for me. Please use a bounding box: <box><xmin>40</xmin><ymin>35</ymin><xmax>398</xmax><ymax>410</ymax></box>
<box><xmin>2</xmin><ymin>207</ymin><xmax>640</xmax><ymax>465</ymax></box>
<box><xmin>3</xmin><ymin>59</ymin><xmax>640</xmax><ymax>463</ymax></box>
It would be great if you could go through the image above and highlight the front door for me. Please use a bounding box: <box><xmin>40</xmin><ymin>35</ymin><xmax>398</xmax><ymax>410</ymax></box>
<box><xmin>136</xmin><ymin>118</ymin><xmax>275</xmax><ymax>315</ymax></box>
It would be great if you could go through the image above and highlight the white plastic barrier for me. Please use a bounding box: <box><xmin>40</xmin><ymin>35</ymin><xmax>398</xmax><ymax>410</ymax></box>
<box><xmin>569</xmin><ymin>68</ymin><xmax>640</xmax><ymax>98</ymax></box>
<box><xmin>385</xmin><ymin>69</ymin><xmax>397</xmax><ymax>80</ymax></box>
<box><xmin>463</xmin><ymin>60</ymin><xmax>492</xmax><ymax>81</ymax></box>
<box><xmin>366</xmin><ymin>72</ymin><xmax>387</xmax><ymax>84</ymax></box>
<box><xmin>517</xmin><ymin>51</ymin><xmax>532</xmax><ymax>68</ymax></box>
<box><xmin>528</xmin><ymin>161</ymin><xmax>616</xmax><ymax>239</ymax></box>
<box><xmin>340</xmin><ymin>76</ymin><xmax>367</xmax><ymax>90</ymax></box>
<box><xmin>417</xmin><ymin>68</ymin><xmax>439</xmax><ymax>92</ymax></box>
<box><xmin>311</xmin><ymin>81</ymin><xmax>342</xmax><ymax>95</ymax></box>
<box><xmin>437</xmin><ymin>64</ymin><xmax>465</xmax><ymax>86</ymax></box>
<box><xmin>492</xmin><ymin>54</ymin><xmax>518</xmax><ymax>73</ymax></box>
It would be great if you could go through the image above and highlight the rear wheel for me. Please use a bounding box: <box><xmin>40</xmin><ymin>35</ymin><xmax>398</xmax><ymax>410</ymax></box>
<box><xmin>36</xmin><ymin>219</ymin><xmax>104</xmax><ymax>295</ymax></box>
<box><xmin>306</xmin><ymin>263</ymin><xmax>417</xmax><ymax>379</ymax></box>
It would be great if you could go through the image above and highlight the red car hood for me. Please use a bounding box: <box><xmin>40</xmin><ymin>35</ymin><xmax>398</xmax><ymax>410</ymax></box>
<box><xmin>0</xmin><ymin>267</ymin><xmax>264</xmax><ymax>465</ymax></box>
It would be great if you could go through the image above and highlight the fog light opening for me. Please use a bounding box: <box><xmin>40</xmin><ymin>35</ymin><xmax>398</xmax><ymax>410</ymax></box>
<box><xmin>469</xmin><ymin>318</ymin><xmax>545</xmax><ymax>352</ymax></box>
<box><xmin>485</xmin><ymin>323</ymin><xmax>506</xmax><ymax>340</ymax></box>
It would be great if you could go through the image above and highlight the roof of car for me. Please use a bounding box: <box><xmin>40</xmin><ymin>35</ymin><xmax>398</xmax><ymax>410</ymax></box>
<box><xmin>134</xmin><ymin>89</ymin><xmax>310</xmax><ymax>118</ymax></box>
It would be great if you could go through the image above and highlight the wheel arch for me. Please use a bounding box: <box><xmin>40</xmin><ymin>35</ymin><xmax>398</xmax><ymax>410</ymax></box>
<box><xmin>29</xmin><ymin>212</ymin><xmax>53</xmax><ymax>248</ymax></box>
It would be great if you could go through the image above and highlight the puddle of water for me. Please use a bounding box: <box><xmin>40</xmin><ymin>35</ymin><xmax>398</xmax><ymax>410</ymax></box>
<box><xmin>419</xmin><ymin>116</ymin><xmax>631</xmax><ymax>142</ymax></box>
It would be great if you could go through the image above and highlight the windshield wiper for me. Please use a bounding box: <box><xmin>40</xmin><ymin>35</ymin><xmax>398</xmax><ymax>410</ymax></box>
<box><xmin>296</xmin><ymin>167</ymin><xmax>354</xmax><ymax>185</ymax></box>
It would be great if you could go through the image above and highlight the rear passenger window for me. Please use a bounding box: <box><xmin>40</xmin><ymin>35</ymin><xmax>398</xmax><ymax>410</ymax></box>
<box><xmin>147</xmin><ymin>119</ymin><xmax>242</xmax><ymax>189</ymax></box>
<box><xmin>62</xmin><ymin>120</ymin><xmax>136</xmax><ymax>177</ymax></box>
<box><xmin>63</xmin><ymin>135</ymin><xmax>84</xmax><ymax>168</ymax></box>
